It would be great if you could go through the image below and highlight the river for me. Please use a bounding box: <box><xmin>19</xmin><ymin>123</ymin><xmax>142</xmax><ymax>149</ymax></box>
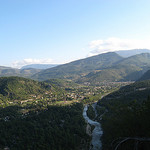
<box><xmin>83</xmin><ymin>104</ymin><xmax>103</xmax><ymax>150</ymax></box>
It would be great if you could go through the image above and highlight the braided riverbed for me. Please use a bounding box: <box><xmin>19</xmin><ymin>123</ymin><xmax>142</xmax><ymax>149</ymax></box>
<box><xmin>83</xmin><ymin>104</ymin><xmax>103</xmax><ymax>150</ymax></box>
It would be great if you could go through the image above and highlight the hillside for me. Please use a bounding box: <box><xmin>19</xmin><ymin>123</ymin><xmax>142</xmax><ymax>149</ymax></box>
<box><xmin>116</xmin><ymin>49</ymin><xmax>150</xmax><ymax>57</ymax></box>
<box><xmin>0</xmin><ymin>66</ymin><xmax>41</xmax><ymax>78</ymax></box>
<box><xmin>77</xmin><ymin>53</ymin><xmax>150</xmax><ymax>84</ymax></box>
<box><xmin>96</xmin><ymin>79</ymin><xmax>150</xmax><ymax>150</ymax></box>
<box><xmin>138</xmin><ymin>69</ymin><xmax>150</xmax><ymax>81</ymax></box>
<box><xmin>32</xmin><ymin>52</ymin><xmax>123</xmax><ymax>81</ymax></box>
<box><xmin>0</xmin><ymin>76</ymin><xmax>52</xmax><ymax>100</ymax></box>
<box><xmin>20</xmin><ymin>68</ymin><xmax>41</xmax><ymax>77</ymax></box>
<box><xmin>2</xmin><ymin>52</ymin><xmax>150</xmax><ymax>84</ymax></box>
<box><xmin>0</xmin><ymin>66</ymin><xmax>20</xmax><ymax>76</ymax></box>
<box><xmin>0</xmin><ymin>76</ymin><xmax>90</xmax><ymax>150</ymax></box>
<box><xmin>77</xmin><ymin>65</ymin><xmax>140</xmax><ymax>84</ymax></box>
<box><xmin>45</xmin><ymin>79</ymin><xmax>79</xmax><ymax>88</ymax></box>
<box><xmin>32</xmin><ymin>52</ymin><xmax>150</xmax><ymax>83</ymax></box>
<box><xmin>101</xmin><ymin>79</ymin><xmax>150</xmax><ymax>103</ymax></box>
<box><xmin>113</xmin><ymin>53</ymin><xmax>150</xmax><ymax>81</ymax></box>
<box><xmin>117</xmin><ymin>53</ymin><xmax>150</xmax><ymax>67</ymax></box>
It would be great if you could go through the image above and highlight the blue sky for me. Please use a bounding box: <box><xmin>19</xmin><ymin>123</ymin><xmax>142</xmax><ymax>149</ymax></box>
<box><xmin>0</xmin><ymin>0</ymin><xmax>150</xmax><ymax>68</ymax></box>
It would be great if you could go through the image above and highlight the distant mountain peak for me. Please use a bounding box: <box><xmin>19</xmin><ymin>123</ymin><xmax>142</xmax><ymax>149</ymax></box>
<box><xmin>21</xmin><ymin>64</ymin><xmax>59</xmax><ymax>70</ymax></box>
<box><xmin>115</xmin><ymin>49</ymin><xmax>150</xmax><ymax>57</ymax></box>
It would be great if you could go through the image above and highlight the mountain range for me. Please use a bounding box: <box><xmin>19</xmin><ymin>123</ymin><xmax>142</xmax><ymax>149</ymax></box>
<box><xmin>32</xmin><ymin>52</ymin><xmax>123</xmax><ymax>81</ymax></box>
<box><xmin>21</xmin><ymin>64</ymin><xmax>59</xmax><ymax>70</ymax></box>
<box><xmin>0</xmin><ymin>49</ymin><xmax>150</xmax><ymax>84</ymax></box>
<box><xmin>1</xmin><ymin>49</ymin><xmax>150</xmax><ymax>150</ymax></box>
<box><xmin>0</xmin><ymin>66</ymin><xmax>41</xmax><ymax>78</ymax></box>
<box><xmin>115</xmin><ymin>49</ymin><xmax>150</xmax><ymax>57</ymax></box>
<box><xmin>81</xmin><ymin>53</ymin><xmax>150</xmax><ymax>84</ymax></box>
<box><xmin>32</xmin><ymin>51</ymin><xmax>150</xmax><ymax>84</ymax></box>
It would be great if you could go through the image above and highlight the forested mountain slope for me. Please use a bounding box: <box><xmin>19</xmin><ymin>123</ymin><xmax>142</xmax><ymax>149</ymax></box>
<box><xmin>138</xmin><ymin>69</ymin><xmax>150</xmax><ymax>81</ymax></box>
<box><xmin>115</xmin><ymin>49</ymin><xmax>150</xmax><ymax>57</ymax></box>
<box><xmin>32</xmin><ymin>52</ymin><xmax>123</xmax><ymax>81</ymax></box>
<box><xmin>77</xmin><ymin>53</ymin><xmax>150</xmax><ymax>84</ymax></box>
<box><xmin>0</xmin><ymin>66</ymin><xmax>41</xmax><ymax>78</ymax></box>
<box><xmin>0</xmin><ymin>76</ymin><xmax>52</xmax><ymax>100</ymax></box>
<box><xmin>101</xmin><ymin>79</ymin><xmax>150</xmax><ymax>103</ymax></box>
<box><xmin>97</xmin><ymin>79</ymin><xmax>150</xmax><ymax>150</ymax></box>
<box><xmin>32</xmin><ymin>53</ymin><xmax>150</xmax><ymax>83</ymax></box>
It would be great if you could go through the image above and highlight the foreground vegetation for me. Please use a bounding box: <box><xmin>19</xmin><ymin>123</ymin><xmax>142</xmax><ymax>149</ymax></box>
<box><xmin>0</xmin><ymin>103</ymin><xmax>90</xmax><ymax>150</ymax></box>
<box><xmin>1</xmin><ymin>52</ymin><xmax>150</xmax><ymax>150</ymax></box>
<box><xmin>97</xmin><ymin>80</ymin><xmax>150</xmax><ymax>150</ymax></box>
<box><xmin>0</xmin><ymin>76</ymin><xmax>135</xmax><ymax>150</ymax></box>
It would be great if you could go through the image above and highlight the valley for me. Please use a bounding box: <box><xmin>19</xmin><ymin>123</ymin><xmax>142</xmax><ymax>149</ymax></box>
<box><xmin>1</xmin><ymin>0</ymin><xmax>150</xmax><ymax>149</ymax></box>
<box><xmin>0</xmin><ymin>51</ymin><xmax>150</xmax><ymax>149</ymax></box>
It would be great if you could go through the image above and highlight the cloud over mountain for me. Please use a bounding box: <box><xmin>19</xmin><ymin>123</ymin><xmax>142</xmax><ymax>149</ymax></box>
<box><xmin>12</xmin><ymin>58</ymin><xmax>53</xmax><ymax>68</ymax></box>
<box><xmin>88</xmin><ymin>37</ymin><xmax>150</xmax><ymax>56</ymax></box>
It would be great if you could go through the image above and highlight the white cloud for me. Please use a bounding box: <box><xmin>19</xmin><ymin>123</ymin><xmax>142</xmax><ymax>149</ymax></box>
<box><xmin>12</xmin><ymin>58</ymin><xmax>53</xmax><ymax>68</ymax></box>
<box><xmin>88</xmin><ymin>37</ymin><xmax>150</xmax><ymax>56</ymax></box>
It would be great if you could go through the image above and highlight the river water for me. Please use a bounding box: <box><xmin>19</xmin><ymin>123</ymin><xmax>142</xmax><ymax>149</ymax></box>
<box><xmin>83</xmin><ymin>104</ymin><xmax>103</xmax><ymax>150</ymax></box>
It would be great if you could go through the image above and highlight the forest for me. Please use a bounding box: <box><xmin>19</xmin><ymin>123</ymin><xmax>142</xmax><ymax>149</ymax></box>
<box><xmin>0</xmin><ymin>103</ymin><xmax>90</xmax><ymax>150</ymax></box>
<box><xmin>0</xmin><ymin>76</ymin><xmax>150</xmax><ymax>150</ymax></box>
<box><xmin>97</xmin><ymin>92</ymin><xmax>150</xmax><ymax>150</ymax></box>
